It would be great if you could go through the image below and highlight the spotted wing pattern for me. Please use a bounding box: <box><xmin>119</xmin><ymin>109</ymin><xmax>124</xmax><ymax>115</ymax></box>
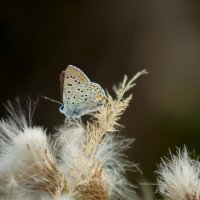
<box><xmin>60</xmin><ymin>65</ymin><xmax>105</xmax><ymax>119</ymax></box>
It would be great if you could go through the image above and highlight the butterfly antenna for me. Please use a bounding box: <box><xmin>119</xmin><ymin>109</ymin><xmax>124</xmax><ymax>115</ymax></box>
<box><xmin>41</xmin><ymin>96</ymin><xmax>63</xmax><ymax>106</ymax></box>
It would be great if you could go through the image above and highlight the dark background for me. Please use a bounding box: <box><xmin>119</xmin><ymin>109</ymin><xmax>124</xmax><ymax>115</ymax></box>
<box><xmin>0</xmin><ymin>1</ymin><xmax>200</xmax><ymax>195</ymax></box>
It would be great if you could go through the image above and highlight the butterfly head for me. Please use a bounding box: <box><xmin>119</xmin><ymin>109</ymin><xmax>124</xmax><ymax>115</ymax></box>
<box><xmin>59</xmin><ymin>104</ymin><xmax>65</xmax><ymax>115</ymax></box>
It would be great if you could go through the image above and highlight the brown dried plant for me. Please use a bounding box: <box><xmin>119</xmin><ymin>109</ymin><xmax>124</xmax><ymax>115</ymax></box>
<box><xmin>84</xmin><ymin>70</ymin><xmax>148</xmax><ymax>157</ymax></box>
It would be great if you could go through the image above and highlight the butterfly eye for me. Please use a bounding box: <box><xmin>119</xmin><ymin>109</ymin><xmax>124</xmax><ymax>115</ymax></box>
<box><xmin>60</xmin><ymin>105</ymin><xmax>64</xmax><ymax>111</ymax></box>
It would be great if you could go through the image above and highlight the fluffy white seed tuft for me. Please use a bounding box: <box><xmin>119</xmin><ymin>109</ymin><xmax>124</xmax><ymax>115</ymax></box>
<box><xmin>156</xmin><ymin>147</ymin><xmax>200</xmax><ymax>200</ymax></box>
<box><xmin>96</xmin><ymin>135</ymin><xmax>138</xmax><ymax>200</ymax></box>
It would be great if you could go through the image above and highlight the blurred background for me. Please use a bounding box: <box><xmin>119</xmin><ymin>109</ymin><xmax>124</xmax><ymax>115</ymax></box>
<box><xmin>0</xmin><ymin>1</ymin><xmax>200</xmax><ymax>197</ymax></box>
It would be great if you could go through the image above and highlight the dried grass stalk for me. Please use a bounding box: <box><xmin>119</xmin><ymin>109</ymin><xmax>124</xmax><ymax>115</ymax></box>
<box><xmin>75</xmin><ymin>178</ymin><xmax>110</xmax><ymax>200</ymax></box>
<box><xmin>84</xmin><ymin>70</ymin><xmax>148</xmax><ymax>157</ymax></box>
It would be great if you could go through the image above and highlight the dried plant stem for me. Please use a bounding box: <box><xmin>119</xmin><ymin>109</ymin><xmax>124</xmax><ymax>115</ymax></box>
<box><xmin>75</xmin><ymin>178</ymin><xmax>110</xmax><ymax>200</ymax></box>
<box><xmin>84</xmin><ymin>70</ymin><xmax>148</xmax><ymax>157</ymax></box>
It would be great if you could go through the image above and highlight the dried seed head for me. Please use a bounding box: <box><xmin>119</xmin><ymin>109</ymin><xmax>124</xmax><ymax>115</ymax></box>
<box><xmin>75</xmin><ymin>179</ymin><xmax>110</xmax><ymax>200</ymax></box>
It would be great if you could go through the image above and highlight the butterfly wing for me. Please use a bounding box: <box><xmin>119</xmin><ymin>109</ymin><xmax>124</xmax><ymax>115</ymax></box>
<box><xmin>61</xmin><ymin>65</ymin><xmax>91</xmax><ymax>118</ymax></box>
<box><xmin>62</xmin><ymin>65</ymin><xmax>90</xmax><ymax>101</ymax></box>
<box><xmin>60</xmin><ymin>65</ymin><xmax>105</xmax><ymax>119</ymax></box>
<box><xmin>75</xmin><ymin>82</ymin><xmax>105</xmax><ymax>116</ymax></box>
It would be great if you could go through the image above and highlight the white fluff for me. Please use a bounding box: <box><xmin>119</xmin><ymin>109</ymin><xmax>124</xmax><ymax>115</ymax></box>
<box><xmin>96</xmin><ymin>135</ymin><xmax>138</xmax><ymax>200</ymax></box>
<box><xmin>0</xmin><ymin>98</ymin><xmax>65</xmax><ymax>199</ymax></box>
<box><xmin>54</xmin><ymin>124</ymin><xmax>138</xmax><ymax>200</ymax></box>
<box><xmin>53</xmin><ymin>123</ymin><xmax>87</xmax><ymax>189</ymax></box>
<box><xmin>40</xmin><ymin>193</ymin><xmax>75</xmax><ymax>200</ymax></box>
<box><xmin>156</xmin><ymin>147</ymin><xmax>200</xmax><ymax>200</ymax></box>
<box><xmin>0</xmin><ymin>127</ymin><xmax>48</xmax><ymax>173</ymax></box>
<box><xmin>54</xmin><ymin>123</ymin><xmax>85</xmax><ymax>170</ymax></box>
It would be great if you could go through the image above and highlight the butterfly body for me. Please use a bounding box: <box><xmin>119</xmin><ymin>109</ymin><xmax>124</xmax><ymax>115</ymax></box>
<box><xmin>60</xmin><ymin>65</ymin><xmax>105</xmax><ymax>120</ymax></box>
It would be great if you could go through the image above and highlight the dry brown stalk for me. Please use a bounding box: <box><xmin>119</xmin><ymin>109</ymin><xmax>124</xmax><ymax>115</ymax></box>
<box><xmin>75</xmin><ymin>178</ymin><xmax>110</xmax><ymax>200</ymax></box>
<box><xmin>84</xmin><ymin>70</ymin><xmax>148</xmax><ymax>157</ymax></box>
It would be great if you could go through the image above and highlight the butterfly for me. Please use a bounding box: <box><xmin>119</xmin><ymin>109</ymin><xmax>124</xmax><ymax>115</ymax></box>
<box><xmin>59</xmin><ymin>65</ymin><xmax>105</xmax><ymax>120</ymax></box>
